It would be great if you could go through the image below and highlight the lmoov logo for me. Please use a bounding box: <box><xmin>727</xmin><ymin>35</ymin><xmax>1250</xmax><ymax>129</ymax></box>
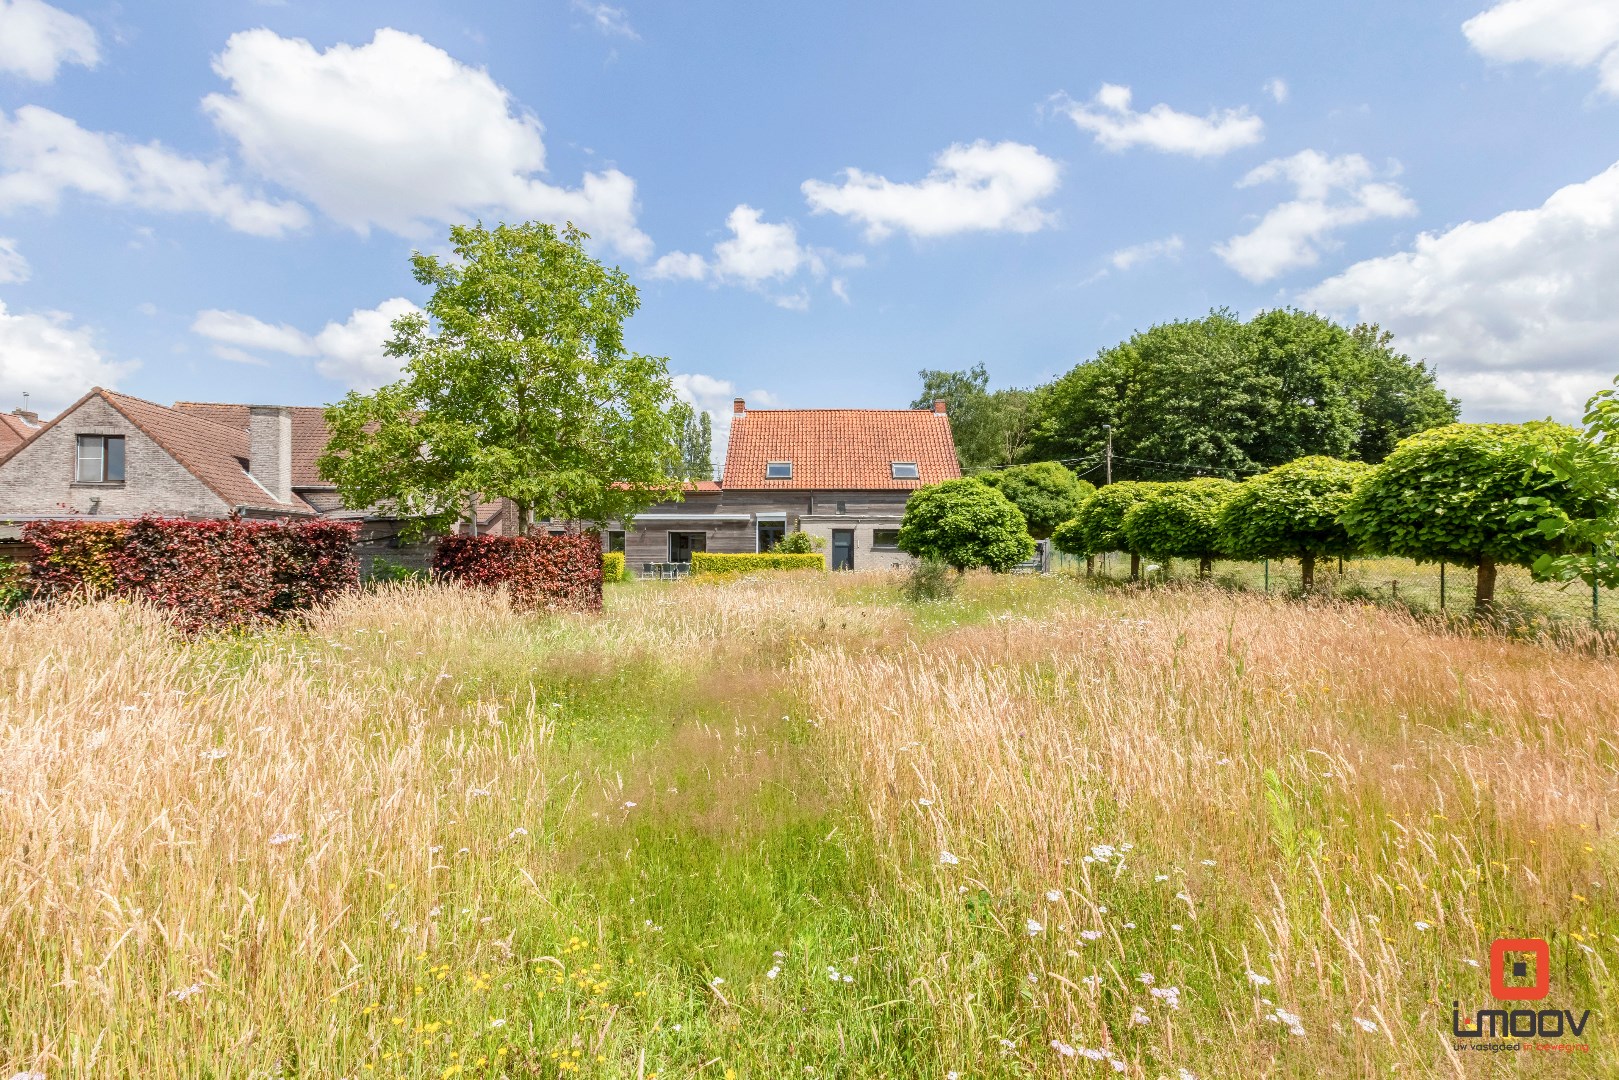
<box><xmin>1451</xmin><ymin>938</ymin><xmax>1593</xmax><ymax>1053</ymax></box>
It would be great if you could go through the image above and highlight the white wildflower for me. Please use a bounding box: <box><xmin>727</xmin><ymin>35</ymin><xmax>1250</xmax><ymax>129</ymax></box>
<box><xmin>1081</xmin><ymin>975</ymin><xmax>1102</xmax><ymax>988</ymax></box>
<box><xmin>1046</xmin><ymin>889</ymin><xmax>1063</xmax><ymax>902</ymax></box>
<box><xmin>1137</xmin><ymin>972</ymin><xmax>1155</xmax><ymax>985</ymax></box>
<box><xmin>842</xmin><ymin>974</ymin><xmax>853</xmax><ymax>983</ymax></box>
<box><xmin>1091</xmin><ymin>844</ymin><xmax>1117</xmax><ymax>860</ymax></box>
<box><xmin>507</xmin><ymin>827</ymin><xmax>528</xmax><ymax>840</ymax></box>
<box><xmin>199</xmin><ymin>748</ymin><xmax>228</xmax><ymax>761</ymax></box>
<box><xmin>1026</xmin><ymin>972</ymin><xmax>1039</xmax><ymax>984</ymax></box>
<box><xmin>1353</xmin><ymin>1017</ymin><xmax>1377</xmax><ymax>1033</ymax></box>
<box><xmin>1079</xmin><ymin>929</ymin><xmax>1103</xmax><ymax>941</ymax></box>
<box><xmin>1155</xmin><ymin>874</ymin><xmax>1169</xmax><ymax>882</ymax></box>
<box><xmin>1413</xmin><ymin>920</ymin><xmax>1432</xmax><ymax>931</ymax></box>
<box><xmin>623</xmin><ymin>801</ymin><xmax>637</xmax><ymax>808</ymax></box>
<box><xmin>1461</xmin><ymin>957</ymin><xmax>1480</xmax><ymax>968</ymax></box>
<box><xmin>918</xmin><ymin>798</ymin><xmax>933</xmax><ymax>807</ymax></box>
<box><xmin>489</xmin><ymin>1018</ymin><xmax>508</xmax><ymax>1029</ymax></box>
<box><xmin>268</xmin><ymin>832</ymin><xmax>298</xmax><ymax>846</ymax></box>
<box><xmin>1245</xmin><ymin>970</ymin><xmax>1272</xmax><ymax>987</ymax></box>
<box><xmin>168</xmin><ymin>983</ymin><xmax>203</xmax><ymax>1002</ymax></box>
<box><xmin>1171</xmin><ymin>924</ymin><xmax>1183</xmax><ymax>931</ymax></box>
<box><xmin>1150</xmin><ymin>985</ymin><xmax>1181</xmax><ymax>1009</ymax></box>
<box><xmin>1123</xmin><ymin>922</ymin><xmax>1136</xmax><ymax>929</ymax></box>
<box><xmin>939</xmin><ymin>850</ymin><xmax>959</xmax><ymax>866</ymax></box>
<box><xmin>710</xmin><ymin>976</ymin><xmax>724</xmax><ymax>986</ymax></box>
<box><xmin>1130</xmin><ymin>1005</ymin><xmax>1151</xmax><ymax>1025</ymax></box>
<box><xmin>1025</xmin><ymin>919</ymin><xmax>1043</xmax><ymax>936</ymax></box>
<box><xmin>467</xmin><ymin>787</ymin><xmax>491</xmax><ymax>798</ymax></box>
<box><xmin>1179</xmin><ymin>1070</ymin><xmax>1198</xmax><ymax>1080</ymax></box>
<box><xmin>1200</xmin><ymin>859</ymin><xmax>1216</xmax><ymax>867</ymax></box>
<box><xmin>1050</xmin><ymin>1040</ymin><xmax>1076</xmax><ymax>1058</ymax></box>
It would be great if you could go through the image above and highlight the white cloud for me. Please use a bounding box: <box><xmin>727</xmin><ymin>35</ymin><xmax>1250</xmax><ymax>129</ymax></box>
<box><xmin>311</xmin><ymin>298</ymin><xmax>421</xmax><ymax>389</ymax></box>
<box><xmin>202</xmin><ymin>28</ymin><xmax>651</xmax><ymax>258</ymax></box>
<box><xmin>1214</xmin><ymin>150</ymin><xmax>1417</xmax><ymax>282</ymax></box>
<box><xmin>0</xmin><ymin>236</ymin><xmax>28</xmax><ymax>283</ymax></box>
<box><xmin>0</xmin><ymin>0</ymin><xmax>98</xmax><ymax>82</ymax></box>
<box><xmin>650</xmin><ymin>204</ymin><xmax>859</xmax><ymax>307</ymax></box>
<box><xmin>0</xmin><ymin>300</ymin><xmax>135</xmax><ymax>414</ymax></box>
<box><xmin>0</xmin><ymin>105</ymin><xmax>309</xmax><ymax>236</ymax></box>
<box><xmin>191</xmin><ymin>309</ymin><xmax>314</xmax><ymax>358</ymax></box>
<box><xmin>1057</xmin><ymin>84</ymin><xmax>1264</xmax><ymax>157</ymax></box>
<box><xmin>1264</xmin><ymin>78</ymin><xmax>1289</xmax><ymax>104</ymax></box>
<box><xmin>191</xmin><ymin>297</ymin><xmax>421</xmax><ymax>390</ymax></box>
<box><xmin>1463</xmin><ymin>0</ymin><xmax>1619</xmax><ymax>96</ymax></box>
<box><xmin>802</xmin><ymin>140</ymin><xmax>1060</xmax><ymax>241</ymax></box>
<box><xmin>670</xmin><ymin>372</ymin><xmax>779</xmax><ymax>468</ymax></box>
<box><xmin>1110</xmin><ymin>234</ymin><xmax>1184</xmax><ymax>271</ymax></box>
<box><xmin>1302</xmin><ymin>159</ymin><xmax>1619</xmax><ymax>421</ymax></box>
<box><xmin>571</xmin><ymin>0</ymin><xmax>638</xmax><ymax>40</ymax></box>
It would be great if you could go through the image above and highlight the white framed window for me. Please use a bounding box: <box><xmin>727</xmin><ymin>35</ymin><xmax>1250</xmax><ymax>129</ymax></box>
<box><xmin>890</xmin><ymin>461</ymin><xmax>919</xmax><ymax>479</ymax></box>
<box><xmin>76</xmin><ymin>434</ymin><xmax>125</xmax><ymax>483</ymax></box>
<box><xmin>765</xmin><ymin>461</ymin><xmax>793</xmax><ymax>480</ymax></box>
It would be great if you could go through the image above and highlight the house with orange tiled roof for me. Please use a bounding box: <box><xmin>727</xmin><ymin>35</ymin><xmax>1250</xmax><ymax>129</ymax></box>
<box><xmin>606</xmin><ymin>398</ymin><xmax>960</xmax><ymax>570</ymax></box>
<box><xmin>0</xmin><ymin>388</ymin><xmax>513</xmax><ymax>568</ymax></box>
<box><xmin>0</xmin><ymin>408</ymin><xmax>41</xmax><ymax>457</ymax></box>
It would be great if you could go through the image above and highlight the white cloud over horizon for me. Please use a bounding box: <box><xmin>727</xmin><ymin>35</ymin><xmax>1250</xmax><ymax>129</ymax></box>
<box><xmin>202</xmin><ymin>28</ymin><xmax>652</xmax><ymax>257</ymax></box>
<box><xmin>0</xmin><ymin>105</ymin><xmax>310</xmax><ymax>236</ymax></box>
<box><xmin>802</xmin><ymin>140</ymin><xmax>1061</xmax><ymax>241</ymax></box>
<box><xmin>1215</xmin><ymin>150</ymin><xmax>1417</xmax><ymax>282</ymax></box>
<box><xmin>0</xmin><ymin>299</ymin><xmax>136</xmax><ymax>414</ymax></box>
<box><xmin>1302</xmin><ymin>158</ymin><xmax>1619</xmax><ymax>421</ymax></box>
<box><xmin>0</xmin><ymin>0</ymin><xmax>99</xmax><ymax>83</ymax></box>
<box><xmin>1110</xmin><ymin>234</ymin><xmax>1184</xmax><ymax>271</ymax></box>
<box><xmin>191</xmin><ymin>298</ymin><xmax>422</xmax><ymax>390</ymax></box>
<box><xmin>1463</xmin><ymin>0</ymin><xmax>1619</xmax><ymax>96</ymax></box>
<box><xmin>1057</xmin><ymin>84</ymin><xmax>1264</xmax><ymax>157</ymax></box>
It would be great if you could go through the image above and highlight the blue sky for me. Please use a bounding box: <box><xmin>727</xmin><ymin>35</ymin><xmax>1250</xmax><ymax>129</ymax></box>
<box><xmin>1</xmin><ymin>0</ymin><xmax>1617</xmax><ymax>460</ymax></box>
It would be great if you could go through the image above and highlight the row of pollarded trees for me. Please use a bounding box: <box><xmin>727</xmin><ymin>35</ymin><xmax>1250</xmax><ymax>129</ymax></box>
<box><xmin>1051</xmin><ymin>421</ymin><xmax>1604</xmax><ymax>614</ymax></box>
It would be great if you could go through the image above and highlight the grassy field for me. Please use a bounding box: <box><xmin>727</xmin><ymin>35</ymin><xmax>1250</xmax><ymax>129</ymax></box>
<box><xmin>1</xmin><ymin>573</ymin><xmax>1615</xmax><ymax>1078</ymax></box>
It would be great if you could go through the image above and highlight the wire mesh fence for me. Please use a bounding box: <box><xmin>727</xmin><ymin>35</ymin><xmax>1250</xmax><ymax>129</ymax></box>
<box><xmin>1051</xmin><ymin>551</ymin><xmax>1617</xmax><ymax>627</ymax></box>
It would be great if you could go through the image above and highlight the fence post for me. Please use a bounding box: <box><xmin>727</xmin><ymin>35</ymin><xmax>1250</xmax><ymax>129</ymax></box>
<box><xmin>1264</xmin><ymin>559</ymin><xmax>1270</xmax><ymax>593</ymax></box>
<box><xmin>1439</xmin><ymin>562</ymin><xmax>1446</xmax><ymax>611</ymax></box>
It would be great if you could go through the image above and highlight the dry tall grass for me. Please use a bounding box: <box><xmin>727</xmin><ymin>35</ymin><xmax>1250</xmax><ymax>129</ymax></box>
<box><xmin>797</xmin><ymin>582</ymin><xmax>1618</xmax><ymax>1075</ymax></box>
<box><xmin>1</xmin><ymin>575</ymin><xmax>1613</xmax><ymax>1077</ymax></box>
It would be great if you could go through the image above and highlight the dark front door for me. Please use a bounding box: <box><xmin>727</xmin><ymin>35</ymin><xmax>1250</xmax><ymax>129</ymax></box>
<box><xmin>668</xmin><ymin>531</ymin><xmax>707</xmax><ymax>563</ymax></box>
<box><xmin>831</xmin><ymin>529</ymin><xmax>854</xmax><ymax>570</ymax></box>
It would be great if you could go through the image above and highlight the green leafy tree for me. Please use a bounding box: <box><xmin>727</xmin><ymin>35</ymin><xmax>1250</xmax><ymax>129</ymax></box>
<box><xmin>1217</xmin><ymin>456</ymin><xmax>1369</xmax><ymax>590</ymax></box>
<box><xmin>319</xmin><ymin>222</ymin><xmax>683</xmax><ymax>536</ymax></box>
<box><xmin>1029</xmin><ymin>309</ymin><xmax>1457</xmax><ymax>479</ymax></box>
<box><xmin>978</xmin><ymin>461</ymin><xmax>1094</xmax><ymax>539</ymax></box>
<box><xmin>1516</xmin><ymin>376</ymin><xmax>1619</xmax><ymax>590</ymax></box>
<box><xmin>1122</xmin><ymin>478</ymin><xmax>1238</xmax><ymax>578</ymax></box>
<box><xmin>1050</xmin><ymin>481</ymin><xmax>1161</xmax><ymax>579</ymax></box>
<box><xmin>912</xmin><ymin>365</ymin><xmax>1037</xmax><ymax>471</ymax></box>
<box><xmin>672</xmin><ymin>402</ymin><xmax>714</xmax><ymax>481</ymax></box>
<box><xmin>896</xmin><ymin>478</ymin><xmax>1035</xmax><ymax>572</ymax></box>
<box><xmin>1340</xmin><ymin>422</ymin><xmax>1592</xmax><ymax>613</ymax></box>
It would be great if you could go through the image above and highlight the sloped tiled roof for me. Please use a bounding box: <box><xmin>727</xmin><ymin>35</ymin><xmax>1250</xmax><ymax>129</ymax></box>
<box><xmin>98</xmin><ymin>391</ymin><xmax>306</xmax><ymax>513</ymax></box>
<box><xmin>0</xmin><ymin>413</ymin><xmax>36</xmax><ymax>456</ymax></box>
<box><xmin>172</xmin><ymin>402</ymin><xmax>333</xmax><ymax>488</ymax></box>
<box><xmin>722</xmin><ymin>407</ymin><xmax>960</xmax><ymax>490</ymax></box>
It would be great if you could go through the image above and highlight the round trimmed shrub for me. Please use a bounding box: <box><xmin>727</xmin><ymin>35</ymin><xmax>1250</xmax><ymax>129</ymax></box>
<box><xmin>1217</xmin><ymin>456</ymin><xmax>1369</xmax><ymax>589</ymax></box>
<box><xmin>1122</xmin><ymin>478</ymin><xmax>1238</xmax><ymax>578</ymax></box>
<box><xmin>1339</xmin><ymin>421</ymin><xmax>1591</xmax><ymax>613</ymax></box>
<box><xmin>1051</xmin><ymin>481</ymin><xmax>1161</xmax><ymax>578</ymax></box>
<box><xmin>897</xmin><ymin>477</ymin><xmax>1035</xmax><ymax>573</ymax></box>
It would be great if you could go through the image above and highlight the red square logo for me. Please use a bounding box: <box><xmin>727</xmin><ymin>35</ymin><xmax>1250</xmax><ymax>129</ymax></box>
<box><xmin>1490</xmin><ymin>938</ymin><xmax>1550</xmax><ymax>1001</ymax></box>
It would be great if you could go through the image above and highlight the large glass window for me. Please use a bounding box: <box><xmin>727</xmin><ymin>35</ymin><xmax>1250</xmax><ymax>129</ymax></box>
<box><xmin>75</xmin><ymin>435</ymin><xmax>125</xmax><ymax>483</ymax></box>
<box><xmin>607</xmin><ymin>530</ymin><xmax>626</xmax><ymax>553</ymax></box>
<box><xmin>872</xmin><ymin>528</ymin><xmax>901</xmax><ymax>549</ymax></box>
<box><xmin>757</xmin><ymin>521</ymin><xmax>786</xmax><ymax>551</ymax></box>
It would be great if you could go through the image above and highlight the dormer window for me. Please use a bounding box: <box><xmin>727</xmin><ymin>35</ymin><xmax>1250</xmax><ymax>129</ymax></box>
<box><xmin>890</xmin><ymin>461</ymin><xmax>919</xmax><ymax>479</ymax></box>
<box><xmin>765</xmin><ymin>461</ymin><xmax>793</xmax><ymax>480</ymax></box>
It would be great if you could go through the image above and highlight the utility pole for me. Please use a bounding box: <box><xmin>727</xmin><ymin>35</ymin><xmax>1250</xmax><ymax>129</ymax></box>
<box><xmin>1103</xmin><ymin>424</ymin><xmax>1113</xmax><ymax>486</ymax></box>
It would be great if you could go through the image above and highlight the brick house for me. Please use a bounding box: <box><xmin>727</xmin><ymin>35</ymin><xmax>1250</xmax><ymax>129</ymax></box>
<box><xmin>0</xmin><ymin>388</ymin><xmax>510</xmax><ymax>568</ymax></box>
<box><xmin>609</xmin><ymin>398</ymin><xmax>960</xmax><ymax>570</ymax></box>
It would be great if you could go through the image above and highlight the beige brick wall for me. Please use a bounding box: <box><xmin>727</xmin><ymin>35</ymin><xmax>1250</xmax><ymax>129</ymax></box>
<box><xmin>0</xmin><ymin>397</ymin><xmax>230</xmax><ymax>518</ymax></box>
